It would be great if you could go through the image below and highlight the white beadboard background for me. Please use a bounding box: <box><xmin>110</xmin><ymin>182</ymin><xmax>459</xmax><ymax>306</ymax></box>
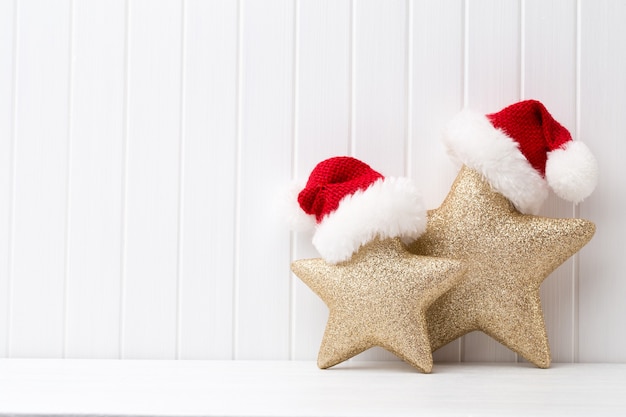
<box><xmin>0</xmin><ymin>0</ymin><xmax>624</xmax><ymax>363</ymax></box>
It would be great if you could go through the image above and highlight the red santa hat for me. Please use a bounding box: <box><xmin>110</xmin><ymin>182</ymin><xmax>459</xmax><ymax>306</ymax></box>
<box><xmin>443</xmin><ymin>100</ymin><xmax>598</xmax><ymax>214</ymax></box>
<box><xmin>291</xmin><ymin>156</ymin><xmax>426</xmax><ymax>264</ymax></box>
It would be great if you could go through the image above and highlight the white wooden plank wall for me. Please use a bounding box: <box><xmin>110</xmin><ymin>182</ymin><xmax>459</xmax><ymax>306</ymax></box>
<box><xmin>10</xmin><ymin>0</ymin><xmax>71</xmax><ymax>358</ymax></box>
<box><xmin>65</xmin><ymin>0</ymin><xmax>125</xmax><ymax>358</ymax></box>
<box><xmin>0</xmin><ymin>0</ymin><xmax>624</xmax><ymax>363</ymax></box>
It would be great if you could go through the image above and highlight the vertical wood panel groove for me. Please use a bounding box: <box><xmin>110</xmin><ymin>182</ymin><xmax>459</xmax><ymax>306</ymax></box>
<box><xmin>175</xmin><ymin>0</ymin><xmax>187</xmax><ymax>361</ymax></box>
<box><xmin>516</xmin><ymin>0</ymin><xmax>524</xmax><ymax>363</ymax></box>
<box><xmin>291</xmin><ymin>0</ymin><xmax>300</xmax><ymax>176</ymax></box>
<box><xmin>232</xmin><ymin>0</ymin><xmax>244</xmax><ymax>361</ymax></box>
<box><xmin>62</xmin><ymin>0</ymin><xmax>76</xmax><ymax>359</ymax></box>
<box><xmin>572</xmin><ymin>0</ymin><xmax>582</xmax><ymax>362</ymax></box>
<box><xmin>516</xmin><ymin>0</ymin><xmax>526</xmax><ymax>99</ymax></box>
<box><xmin>118</xmin><ymin>0</ymin><xmax>131</xmax><ymax>360</ymax></box>
<box><xmin>5</xmin><ymin>0</ymin><xmax>20</xmax><ymax>358</ymax></box>
<box><xmin>404</xmin><ymin>0</ymin><xmax>412</xmax><ymax>178</ymax></box>
<box><xmin>288</xmin><ymin>0</ymin><xmax>300</xmax><ymax>361</ymax></box>
<box><xmin>349</xmin><ymin>0</ymin><xmax>355</xmax><ymax>156</ymax></box>
<box><xmin>460</xmin><ymin>0</ymin><xmax>467</xmax><ymax>363</ymax></box>
<box><xmin>462</xmin><ymin>0</ymin><xmax>469</xmax><ymax>108</ymax></box>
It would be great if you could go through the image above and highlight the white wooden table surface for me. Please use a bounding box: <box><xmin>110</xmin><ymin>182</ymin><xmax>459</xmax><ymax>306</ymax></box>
<box><xmin>0</xmin><ymin>359</ymin><xmax>624</xmax><ymax>416</ymax></box>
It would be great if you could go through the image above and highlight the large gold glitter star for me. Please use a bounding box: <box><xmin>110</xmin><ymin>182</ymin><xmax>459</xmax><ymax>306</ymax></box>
<box><xmin>408</xmin><ymin>166</ymin><xmax>596</xmax><ymax>368</ymax></box>
<box><xmin>291</xmin><ymin>237</ymin><xmax>466</xmax><ymax>373</ymax></box>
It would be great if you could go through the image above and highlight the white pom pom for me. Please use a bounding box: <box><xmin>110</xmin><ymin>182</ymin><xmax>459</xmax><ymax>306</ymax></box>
<box><xmin>546</xmin><ymin>141</ymin><xmax>598</xmax><ymax>203</ymax></box>
<box><xmin>279</xmin><ymin>181</ymin><xmax>316</xmax><ymax>231</ymax></box>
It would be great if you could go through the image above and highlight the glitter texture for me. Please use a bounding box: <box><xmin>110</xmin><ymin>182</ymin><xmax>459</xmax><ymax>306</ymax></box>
<box><xmin>291</xmin><ymin>237</ymin><xmax>466</xmax><ymax>373</ymax></box>
<box><xmin>408</xmin><ymin>166</ymin><xmax>596</xmax><ymax>368</ymax></box>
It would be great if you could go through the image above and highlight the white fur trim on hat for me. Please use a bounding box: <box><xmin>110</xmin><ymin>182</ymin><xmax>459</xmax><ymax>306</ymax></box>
<box><xmin>546</xmin><ymin>140</ymin><xmax>598</xmax><ymax>203</ymax></box>
<box><xmin>443</xmin><ymin>109</ymin><xmax>549</xmax><ymax>215</ymax></box>
<box><xmin>312</xmin><ymin>177</ymin><xmax>426</xmax><ymax>264</ymax></box>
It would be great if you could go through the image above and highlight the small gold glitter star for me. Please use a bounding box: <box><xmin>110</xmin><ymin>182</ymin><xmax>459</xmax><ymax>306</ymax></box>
<box><xmin>291</xmin><ymin>237</ymin><xmax>466</xmax><ymax>373</ymax></box>
<box><xmin>408</xmin><ymin>166</ymin><xmax>596</xmax><ymax>368</ymax></box>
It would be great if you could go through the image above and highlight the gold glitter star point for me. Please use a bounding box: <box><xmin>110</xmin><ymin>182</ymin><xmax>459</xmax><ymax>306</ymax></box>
<box><xmin>408</xmin><ymin>166</ymin><xmax>596</xmax><ymax>368</ymax></box>
<box><xmin>291</xmin><ymin>237</ymin><xmax>466</xmax><ymax>373</ymax></box>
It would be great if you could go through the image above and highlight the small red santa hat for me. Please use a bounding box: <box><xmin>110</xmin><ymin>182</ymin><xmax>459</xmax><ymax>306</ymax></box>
<box><xmin>443</xmin><ymin>100</ymin><xmax>598</xmax><ymax>214</ymax></box>
<box><xmin>291</xmin><ymin>156</ymin><xmax>426</xmax><ymax>264</ymax></box>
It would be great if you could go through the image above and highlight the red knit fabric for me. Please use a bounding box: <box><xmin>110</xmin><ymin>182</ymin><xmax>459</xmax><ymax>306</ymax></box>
<box><xmin>298</xmin><ymin>156</ymin><xmax>383</xmax><ymax>223</ymax></box>
<box><xmin>487</xmin><ymin>100</ymin><xmax>572</xmax><ymax>176</ymax></box>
